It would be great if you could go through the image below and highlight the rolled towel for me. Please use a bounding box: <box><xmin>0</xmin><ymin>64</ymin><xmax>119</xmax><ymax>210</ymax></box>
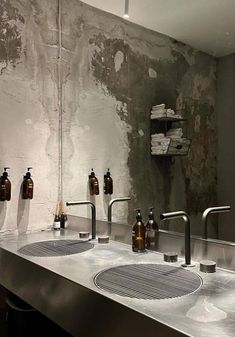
<box><xmin>166</xmin><ymin>108</ymin><xmax>175</xmax><ymax>116</ymax></box>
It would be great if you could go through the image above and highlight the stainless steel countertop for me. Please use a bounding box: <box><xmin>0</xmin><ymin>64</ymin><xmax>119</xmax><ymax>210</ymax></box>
<box><xmin>1</xmin><ymin>229</ymin><xmax>235</xmax><ymax>337</ymax></box>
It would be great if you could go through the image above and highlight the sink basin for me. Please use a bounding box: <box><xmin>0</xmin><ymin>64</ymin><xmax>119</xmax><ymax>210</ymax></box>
<box><xmin>94</xmin><ymin>263</ymin><xmax>202</xmax><ymax>300</ymax></box>
<box><xmin>18</xmin><ymin>239</ymin><xmax>94</xmax><ymax>257</ymax></box>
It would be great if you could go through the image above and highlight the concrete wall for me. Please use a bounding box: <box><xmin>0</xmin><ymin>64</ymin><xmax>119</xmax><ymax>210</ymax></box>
<box><xmin>62</xmin><ymin>1</ymin><xmax>217</xmax><ymax>236</ymax></box>
<box><xmin>0</xmin><ymin>0</ymin><xmax>218</xmax><ymax>237</ymax></box>
<box><xmin>217</xmin><ymin>54</ymin><xmax>235</xmax><ymax>240</ymax></box>
<box><xmin>0</xmin><ymin>0</ymin><xmax>59</xmax><ymax>233</ymax></box>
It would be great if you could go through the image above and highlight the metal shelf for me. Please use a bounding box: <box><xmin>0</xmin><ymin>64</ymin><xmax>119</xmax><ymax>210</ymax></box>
<box><xmin>150</xmin><ymin>116</ymin><xmax>185</xmax><ymax>122</ymax></box>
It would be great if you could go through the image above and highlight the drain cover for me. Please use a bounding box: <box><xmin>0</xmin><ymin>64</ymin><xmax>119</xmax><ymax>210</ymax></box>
<box><xmin>18</xmin><ymin>239</ymin><xmax>93</xmax><ymax>257</ymax></box>
<box><xmin>94</xmin><ymin>264</ymin><xmax>202</xmax><ymax>300</ymax></box>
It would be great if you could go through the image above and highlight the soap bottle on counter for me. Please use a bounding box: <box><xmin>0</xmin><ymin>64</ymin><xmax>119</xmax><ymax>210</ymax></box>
<box><xmin>89</xmin><ymin>169</ymin><xmax>99</xmax><ymax>195</ymax></box>
<box><xmin>0</xmin><ymin>168</ymin><xmax>11</xmax><ymax>201</ymax></box>
<box><xmin>53</xmin><ymin>201</ymin><xmax>61</xmax><ymax>230</ymax></box>
<box><xmin>146</xmin><ymin>207</ymin><xmax>159</xmax><ymax>248</ymax></box>
<box><xmin>60</xmin><ymin>212</ymin><xmax>68</xmax><ymax>229</ymax></box>
<box><xmin>132</xmin><ymin>208</ymin><xmax>146</xmax><ymax>253</ymax></box>
<box><xmin>22</xmin><ymin>167</ymin><xmax>34</xmax><ymax>199</ymax></box>
<box><xmin>104</xmin><ymin>169</ymin><xmax>113</xmax><ymax>195</ymax></box>
<box><xmin>53</xmin><ymin>214</ymin><xmax>61</xmax><ymax>230</ymax></box>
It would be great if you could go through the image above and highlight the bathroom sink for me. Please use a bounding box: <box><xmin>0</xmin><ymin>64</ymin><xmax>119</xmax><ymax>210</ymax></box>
<box><xmin>18</xmin><ymin>239</ymin><xmax>94</xmax><ymax>257</ymax></box>
<box><xmin>94</xmin><ymin>263</ymin><xmax>202</xmax><ymax>300</ymax></box>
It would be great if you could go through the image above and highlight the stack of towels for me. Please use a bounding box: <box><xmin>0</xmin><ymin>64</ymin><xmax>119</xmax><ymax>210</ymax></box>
<box><xmin>151</xmin><ymin>128</ymin><xmax>184</xmax><ymax>154</ymax></box>
<box><xmin>151</xmin><ymin>133</ymin><xmax>170</xmax><ymax>155</ymax></box>
<box><xmin>150</xmin><ymin>104</ymin><xmax>182</xmax><ymax>119</ymax></box>
<box><xmin>150</xmin><ymin>104</ymin><xmax>166</xmax><ymax>119</ymax></box>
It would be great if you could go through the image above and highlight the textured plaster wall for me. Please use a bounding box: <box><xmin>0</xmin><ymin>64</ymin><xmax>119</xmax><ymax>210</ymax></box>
<box><xmin>62</xmin><ymin>1</ymin><xmax>217</xmax><ymax>236</ymax></box>
<box><xmin>0</xmin><ymin>0</ymin><xmax>59</xmax><ymax>233</ymax></box>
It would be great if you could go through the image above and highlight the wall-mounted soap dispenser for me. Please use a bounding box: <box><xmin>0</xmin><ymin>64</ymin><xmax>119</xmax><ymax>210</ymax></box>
<box><xmin>0</xmin><ymin>168</ymin><xmax>11</xmax><ymax>201</ymax></box>
<box><xmin>104</xmin><ymin>169</ymin><xmax>113</xmax><ymax>195</ymax></box>
<box><xmin>89</xmin><ymin>169</ymin><xmax>99</xmax><ymax>195</ymax></box>
<box><xmin>22</xmin><ymin>167</ymin><xmax>34</xmax><ymax>199</ymax></box>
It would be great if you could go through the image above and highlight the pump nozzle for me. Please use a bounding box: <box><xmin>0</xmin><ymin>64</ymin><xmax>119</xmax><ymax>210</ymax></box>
<box><xmin>25</xmin><ymin>167</ymin><xmax>33</xmax><ymax>178</ymax></box>
<box><xmin>148</xmin><ymin>207</ymin><xmax>155</xmax><ymax>220</ymax></box>
<box><xmin>3</xmin><ymin>168</ymin><xmax>10</xmax><ymax>177</ymax></box>
<box><xmin>135</xmin><ymin>208</ymin><xmax>142</xmax><ymax>220</ymax></box>
<box><xmin>90</xmin><ymin>168</ymin><xmax>95</xmax><ymax>177</ymax></box>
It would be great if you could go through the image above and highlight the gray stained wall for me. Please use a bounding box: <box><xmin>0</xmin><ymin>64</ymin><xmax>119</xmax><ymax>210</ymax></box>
<box><xmin>62</xmin><ymin>0</ymin><xmax>217</xmax><ymax>236</ymax></box>
<box><xmin>217</xmin><ymin>54</ymin><xmax>235</xmax><ymax>240</ymax></box>
<box><xmin>0</xmin><ymin>0</ymin><xmax>217</xmax><ymax>237</ymax></box>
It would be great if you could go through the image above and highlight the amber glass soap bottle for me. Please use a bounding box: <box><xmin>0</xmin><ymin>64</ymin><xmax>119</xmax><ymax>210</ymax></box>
<box><xmin>22</xmin><ymin>167</ymin><xmax>34</xmax><ymax>199</ymax></box>
<box><xmin>132</xmin><ymin>208</ymin><xmax>146</xmax><ymax>253</ymax></box>
<box><xmin>89</xmin><ymin>169</ymin><xmax>99</xmax><ymax>195</ymax></box>
<box><xmin>104</xmin><ymin>169</ymin><xmax>113</xmax><ymax>195</ymax></box>
<box><xmin>0</xmin><ymin>168</ymin><xmax>11</xmax><ymax>201</ymax></box>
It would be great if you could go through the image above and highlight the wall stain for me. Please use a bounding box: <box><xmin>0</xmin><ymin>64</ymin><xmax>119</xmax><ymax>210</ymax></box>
<box><xmin>0</xmin><ymin>0</ymin><xmax>24</xmax><ymax>74</ymax></box>
<box><xmin>88</xmin><ymin>32</ymin><xmax>216</xmax><ymax>229</ymax></box>
<box><xmin>182</xmin><ymin>99</ymin><xmax>217</xmax><ymax>214</ymax></box>
<box><xmin>89</xmin><ymin>34</ymin><xmax>189</xmax><ymax>222</ymax></box>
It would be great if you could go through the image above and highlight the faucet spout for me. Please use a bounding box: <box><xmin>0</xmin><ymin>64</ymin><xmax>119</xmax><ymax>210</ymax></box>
<box><xmin>108</xmin><ymin>197</ymin><xmax>131</xmax><ymax>223</ymax></box>
<box><xmin>66</xmin><ymin>201</ymin><xmax>96</xmax><ymax>239</ymax></box>
<box><xmin>202</xmin><ymin>206</ymin><xmax>231</xmax><ymax>239</ymax></box>
<box><xmin>160</xmin><ymin>211</ymin><xmax>193</xmax><ymax>267</ymax></box>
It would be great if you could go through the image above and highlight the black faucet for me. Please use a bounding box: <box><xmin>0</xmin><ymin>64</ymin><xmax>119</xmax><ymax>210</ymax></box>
<box><xmin>160</xmin><ymin>211</ymin><xmax>194</xmax><ymax>267</ymax></box>
<box><xmin>202</xmin><ymin>206</ymin><xmax>231</xmax><ymax>239</ymax></box>
<box><xmin>66</xmin><ymin>201</ymin><xmax>96</xmax><ymax>239</ymax></box>
<box><xmin>108</xmin><ymin>197</ymin><xmax>131</xmax><ymax>223</ymax></box>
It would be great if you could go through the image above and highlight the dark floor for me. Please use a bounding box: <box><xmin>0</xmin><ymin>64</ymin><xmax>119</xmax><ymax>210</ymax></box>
<box><xmin>0</xmin><ymin>288</ymin><xmax>73</xmax><ymax>337</ymax></box>
<box><xmin>0</xmin><ymin>310</ymin><xmax>7</xmax><ymax>337</ymax></box>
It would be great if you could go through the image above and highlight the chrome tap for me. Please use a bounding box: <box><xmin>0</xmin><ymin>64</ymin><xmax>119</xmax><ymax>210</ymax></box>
<box><xmin>202</xmin><ymin>206</ymin><xmax>231</xmax><ymax>239</ymax></box>
<box><xmin>66</xmin><ymin>201</ymin><xmax>96</xmax><ymax>239</ymax></box>
<box><xmin>108</xmin><ymin>197</ymin><xmax>131</xmax><ymax>223</ymax></box>
<box><xmin>160</xmin><ymin>211</ymin><xmax>194</xmax><ymax>267</ymax></box>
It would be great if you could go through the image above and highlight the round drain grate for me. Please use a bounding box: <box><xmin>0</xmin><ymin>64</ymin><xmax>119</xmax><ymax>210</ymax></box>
<box><xmin>18</xmin><ymin>239</ymin><xmax>94</xmax><ymax>257</ymax></box>
<box><xmin>94</xmin><ymin>264</ymin><xmax>202</xmax><ymax>300</ymax></box>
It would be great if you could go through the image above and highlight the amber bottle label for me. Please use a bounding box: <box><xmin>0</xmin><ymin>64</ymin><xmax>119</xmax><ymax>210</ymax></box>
<box><xmin>132</xmin><ymin>231</ymin><xmax>146</xmax><ymax>252</ymax></box>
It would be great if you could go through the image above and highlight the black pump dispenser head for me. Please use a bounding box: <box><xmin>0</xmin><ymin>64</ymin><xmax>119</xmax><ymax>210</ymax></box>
<box><xmin>135</xmin><ymin>208</ymin><xmax>142</xmax><ymax>221</ymax></box>
<box><xmin>3</xmin><ymin>167</ymin><xmax>10</xmax><ymax>178</ymax></box>
<box><xmin>106</xmin><ymin>168</ymin><xmax>111</xmax><ymax>176</ymax></box>
<box><xmin>148</xmin><ymin>207</ymin><xmax>155</xmax><ymax>220</ymax></box>
<box><xmin>25</xmin><ymin>167</ymin><xmax>32</xmax><ymax>178</ymax></box>
<box><xmin>90</xmin><ymin>168</ymin><xmax>95</xmax><ymax>178</ymax></box>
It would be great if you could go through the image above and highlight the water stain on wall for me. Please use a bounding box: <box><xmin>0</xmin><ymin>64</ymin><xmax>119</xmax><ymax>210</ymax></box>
<box><xmin>89</xmin><ymin>33</ymin><xmax>216</xmax><ymax>227</ymax></box>
<box><xmin>0</xmin><ymin>0</ymin><xmax>24</xmax><ymax>74</ymax></box>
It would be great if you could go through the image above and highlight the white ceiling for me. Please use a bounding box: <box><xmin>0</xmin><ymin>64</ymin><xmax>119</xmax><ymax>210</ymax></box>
<box><xmin>81</xmin><ymin>0</ymin><xmax>235</xmax><ymax>57</ymax></box>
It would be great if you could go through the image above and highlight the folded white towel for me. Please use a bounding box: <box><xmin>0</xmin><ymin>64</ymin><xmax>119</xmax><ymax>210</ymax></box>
<box><xmin>151</xmin><ymin>140</ymin><xmax>169</xmax><ymax>144</ymax></box>
<box><xmin>151</xmin><ymin>133</ymin><xmax>165</xmax><ymax>138</ymax></box>
<box><xmin>152</xmin><ymin>104</ymin><xmax>165</xmax><ymax>110</ymax></box>
<box><xmin>150</xmin><ymin>109</ymin><xmax>167</xmax><ymax>118</ymax></box>
<box><xmin>151</xmin><ymin>150</ymin><xmax>166</xmax><ymax>155</ymax></box>
<box><xmin>151</xmin><ymin>109</ymin><xmax>166</xmax><ymax>114</ymax></box>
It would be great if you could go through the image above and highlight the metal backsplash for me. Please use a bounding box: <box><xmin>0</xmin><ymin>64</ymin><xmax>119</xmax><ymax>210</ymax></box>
<box><xmin>68</xmin><ymin>215</ymin><xmax>235</xmax><ymax>271</ymax></box>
